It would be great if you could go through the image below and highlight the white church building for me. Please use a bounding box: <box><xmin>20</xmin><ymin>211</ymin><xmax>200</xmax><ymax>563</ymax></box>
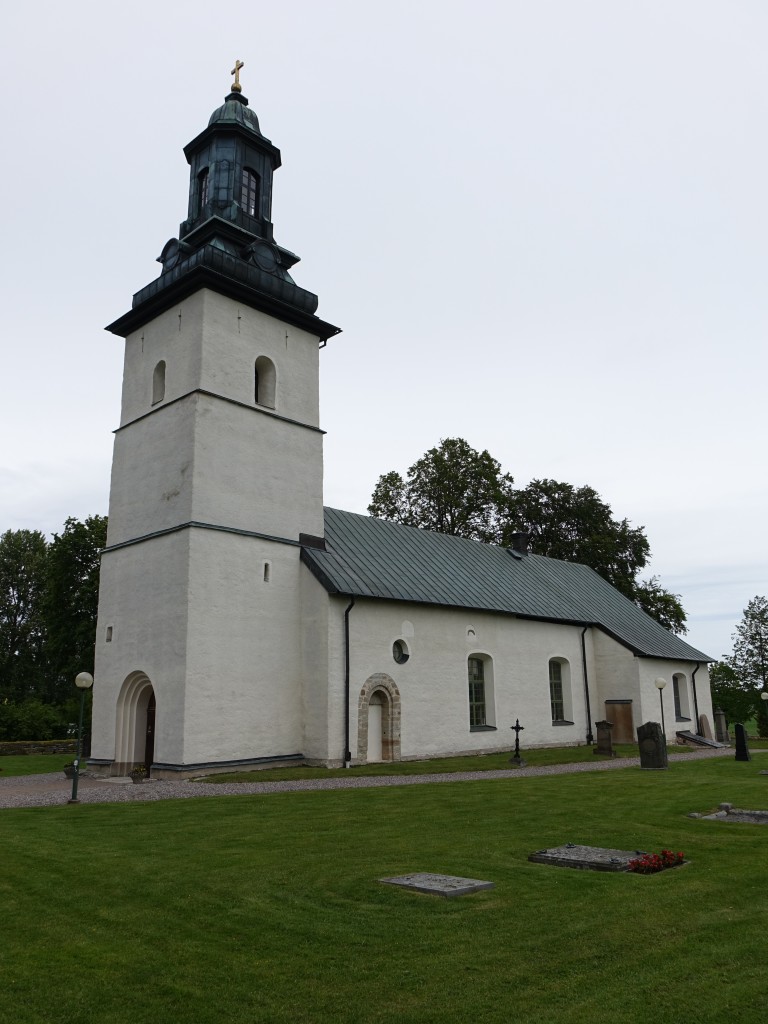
<box><xmin>90</xmin><ymin>77</ymin><xmax>714</xmax><ymax>778</ymax></box>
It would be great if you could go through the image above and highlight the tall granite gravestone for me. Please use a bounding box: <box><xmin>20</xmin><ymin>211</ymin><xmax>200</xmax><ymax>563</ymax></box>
<box><xmin>714</xmin><ymin>708</ymin><xmax>729</xmax><ymax>744</ymax></box>
<box><xmin>637</xmin><ymin>721</ymin><xmax>668</xmax><ymax>769</ymax></box>
<box><xmin>700</xmin><ymin>714</ymin><xmax>713</xmax><ymax>740</ymax></box>
<box><xmin>593</xmin><ymin>720</ymin><xmax>616</xmax><ymax>757</ymax></box>
<box><xmin>734</xmin><ymin>723</ymin><xmax>751</xmax><ymax>762</ymax></box>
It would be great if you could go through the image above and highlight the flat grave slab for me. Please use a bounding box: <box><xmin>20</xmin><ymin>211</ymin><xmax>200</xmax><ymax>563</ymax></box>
<box><xmin>528</xmin><ymin>844</ymin><xmax>646</xmax><ymax>872</ymax></box>
<box><xmin>379</xmin><ymin>872</ymin><xmax>495</xmax><ymax>897</ymax></box>
<box><xmin>690</xmin><ymin>802</ymin><xmax>768</xmax><ymax>824</ymax></box>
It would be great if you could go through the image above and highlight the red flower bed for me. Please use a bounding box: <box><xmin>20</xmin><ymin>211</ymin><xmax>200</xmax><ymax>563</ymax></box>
<box><xmin>627</xmin><ymin>849</ymin><xmax>685</xmax><ymax>874</ymax></box>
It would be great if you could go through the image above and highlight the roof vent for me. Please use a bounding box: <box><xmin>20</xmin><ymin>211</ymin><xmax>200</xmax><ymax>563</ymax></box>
<box><xmin>508</xmin><ymin>532</ymin><xmax>529</xmax><ymax>556</ymax></box>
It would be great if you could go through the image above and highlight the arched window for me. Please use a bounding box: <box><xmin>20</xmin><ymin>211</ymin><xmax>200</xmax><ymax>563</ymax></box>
<box><xmin>549</xmin><ymin>658</ymin><xmax>573</xmax><ymax>724</ymax></box>
<box><xmin>241</xmin><ymin>167</ymin><xmax>260</xmax><ymax>218</ymax></box>
<box><xmin>152</xmin><ymin>360</ymin><xmax>166</xmax><ymax>405</ymax></box>
<box><xmin>673</xmin><ymin>672</ymin><xmax>690</xmax><ymax>720</ymax></box>
<box><xmin>254</xmin><ymin>356</ymin><xmax>276</xmax><ymax>409</ymax></box>
<box><xmin>468</xmin><ymin>655</ymin><xmax>495</xmax><ymax>729</ymax></box>
<box><xmin>197</xmin><ymin>168</ymin><xmax>209</xmax><ymax>214</ymax></box>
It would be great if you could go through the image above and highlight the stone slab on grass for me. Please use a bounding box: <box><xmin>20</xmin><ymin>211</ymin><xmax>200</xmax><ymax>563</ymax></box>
<box><xmin>691</xmin><ymin>802</ymin><xmax>768</xmax><ymax>824</ymax></box>
<box><xmin>528</xmin><ymin>844</ymin><xmax>645</xmax><ymax>872</ymax></box>
<box><xmin>380</xmin><ymin>872</ymin><xmax>495</xmax><ymax>897</ymax></box>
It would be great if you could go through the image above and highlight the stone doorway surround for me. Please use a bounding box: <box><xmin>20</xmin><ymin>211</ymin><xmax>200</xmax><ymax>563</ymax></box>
<box><xmin>112</xmin><ymin>671</ymin><xmax>155</xmax><ymax>776</ymax></box>
<box><xmin>357</xmin><ymin>673</ymin><xmax>401</xmax><ymax>763</ymax></box>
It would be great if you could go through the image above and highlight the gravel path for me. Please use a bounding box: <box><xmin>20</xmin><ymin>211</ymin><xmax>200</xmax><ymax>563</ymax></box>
<box><xmin>0</xmin><ymin>746</ymin><xmax>740</xmax><ymax>810</ymax></box>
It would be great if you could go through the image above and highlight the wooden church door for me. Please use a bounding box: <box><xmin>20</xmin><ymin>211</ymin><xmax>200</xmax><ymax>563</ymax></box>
<box><xmin>144</xmin><ymin>693</ymin><xmax>156</xmax><ymax>771</ymax></box>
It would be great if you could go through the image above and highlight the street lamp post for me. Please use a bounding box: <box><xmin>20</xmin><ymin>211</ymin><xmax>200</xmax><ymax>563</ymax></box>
<box><xmin>655</xmin><ymin>677</ymin><xmax>667</xmax><ymax>737</ymax></box>
<box><xmin>761</xmin><ymin>691</ymin><xmax>768</xmax><ymax>734</ymax></box>
<box><xmin>68</xmin><ymin>672</ymin><xmax>94</xmax><ymax>805</ymax></box>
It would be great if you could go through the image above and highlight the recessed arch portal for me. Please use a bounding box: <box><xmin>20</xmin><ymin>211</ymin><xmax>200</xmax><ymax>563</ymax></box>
<box><xmin>357</xmin><ymin>673</ymin><xmax>401</xmax><ymax>763</ymax></box>
<box><xmin>114</xmin><ymin>671</ymin><xmax>156</xmax><ymax>776</ymax></box>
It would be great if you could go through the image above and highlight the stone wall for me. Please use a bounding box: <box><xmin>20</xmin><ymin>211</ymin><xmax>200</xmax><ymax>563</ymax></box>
<box><xmin>0</xmin><ymin>740</ymin><xmax>77</xmax><ymax>756</ymax></box>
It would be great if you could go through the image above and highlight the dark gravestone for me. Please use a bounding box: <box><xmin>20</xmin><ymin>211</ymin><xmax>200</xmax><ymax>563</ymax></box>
<box><xmin>593</xmin><ymin>719</ymin><xmax>616</xmax><ymax>757</ymax></box>
<box><xmin>637</xmin><ymin>721</ymin><xmax>668</xmax><ymax>769</ymax></box>
<box><xmin>734</xmin><ymin>723</ymin><xmax>751</xmax><ymax>762</ymax></box>
<box><xmin>714</xmin><ymin>708</ymin><xmax>729</xmax><ymax>744</ymax></box>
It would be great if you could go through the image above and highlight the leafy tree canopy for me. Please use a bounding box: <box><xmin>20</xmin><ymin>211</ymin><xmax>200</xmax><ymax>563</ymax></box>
<box><xmin>0</xmin><ymin>516</ymin><xmax>107</xmax><ymax>737</ymax></box>
<box><xmin>0</xmin><ymin>529</ymin><xmax>48</xmax><ymax>701</ymax></box>
<box><xmin>368</xmin><ymin>438</ymin><xmax>515</xmax><ymax>544</ymax></box>
<box><xmin>503</xmin><ymin>479</ymin><xmax>649</xmax><ymax>596</ymax></box>
<box><xmin>43</xmin><ymin>515</ymin><xmax>108</xmax><ymax>703</ymax></box>
<box><xmin>708</xmin><ymin>660</ymin><xmax>757</xmax><ymax>727</ymax></box>
<box><xmin>369</xmin><ymin>439</ymin><xmax>687</xmax><ymax>633</ymax></box>
<box><xmin>729</xmin><ymin>596</ymin><xmax>768</xmax><ymax>736</ymax></box>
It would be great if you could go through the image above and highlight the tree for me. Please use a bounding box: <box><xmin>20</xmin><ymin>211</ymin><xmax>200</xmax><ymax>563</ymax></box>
<box><xmin>708</xmin><ymin>660</ymin><xmax>757</xmax><ymax>727</ymax></box>
<box><xmin>368</xmin><ymin>443</ymin><xmax>688</xmax><ymax>633</ymax></box>
<box><xmin>42</xmin><ymin>515</ymin><xmax>108</xmax><ymax>704</ymax></box>
<box><xmin>0</xmin><ymin>529</ymin><xmax>48</xmax><ymax>702</ymax></box>
<box><xmin>730</xmin><ymin>596</ymin><xmax>768</xmax><ymax>737</ymax></box>
<box><xmin>503</xmin><ymin>479</ymin><xmax>649</xmax><ymax>597</ymax></box>
<box><xmin>625</xmin><ymin>576</ymin><xmax>687</xmax><ymax>635</ymax></box>
<box><xmin>506</xmin><ymin>480</ymin><xmax>686</xmax><ymax>632</ymax></box>
<box><xmin>368</xmin><ymin>438</ymin><xmax>515</xmax><ymax>544</ymax></box>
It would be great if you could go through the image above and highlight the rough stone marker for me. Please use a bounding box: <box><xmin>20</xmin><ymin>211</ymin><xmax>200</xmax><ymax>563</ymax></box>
<box><xmin>528</xmin><ymin>844</ymin><xmax>647</xmax><ymax>872</ymax></box>
<box><xmin>379</xmin><ymin>873</ymin><xmax>495</xmax><ymax>897</ymax></box>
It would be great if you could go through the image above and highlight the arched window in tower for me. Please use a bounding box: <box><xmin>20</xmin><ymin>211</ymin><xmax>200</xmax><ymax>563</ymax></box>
<box><xmin>152</xmin><ymin>360</ymin><xmax>166</xmax><ymax>405</ymax></box>
<box><xmin>241</xmin><ymin>167</ymin><xmax>260</xmax><ymax>218</ymax></box>
<box><xmin>197</xmin><ymin>168</ymin><xmax>209</xmax><ymax>214</ymax></box>
<box><xmin>254</xmin><ymin>356</ymin><xmax>276</xmax><ymax>409</ymax></box>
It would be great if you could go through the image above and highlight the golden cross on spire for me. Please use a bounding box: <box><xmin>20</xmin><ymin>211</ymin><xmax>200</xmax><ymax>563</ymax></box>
<box><xmin>230</xmin><ymin>59</ymin><xmax>244</xmax><ymax>93</ymax></box>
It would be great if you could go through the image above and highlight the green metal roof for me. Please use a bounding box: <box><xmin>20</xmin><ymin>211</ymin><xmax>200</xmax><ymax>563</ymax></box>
<box><xmin>301</xmin><ymin>507</ymin><xmax>712</xmax><ymax>663</ymax></box>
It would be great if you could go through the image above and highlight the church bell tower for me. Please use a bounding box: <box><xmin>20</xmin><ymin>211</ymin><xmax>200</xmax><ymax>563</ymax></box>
<box><xmin>91</xmin><ymin>65</ymin><xmax>340</xmax><ymax>777</ymax></box>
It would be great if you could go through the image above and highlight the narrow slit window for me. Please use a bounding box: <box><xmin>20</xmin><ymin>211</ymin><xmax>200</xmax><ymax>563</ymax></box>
<box><xmin>198</xmin><ymin>168</ymin><xmax>209</xmax><ymax>213</ymax></box>
<box><xmin>263</xmin><ymin>562</ymin><xmax>271</xmax><ymax>583</ymax></box>
<box><xmin>254</xmin><ymin>356</ymin><xmax>276</xmax><ymax>408</ymax></box>
<box><xmin>152</xmin><ymin>360</ymin><xmax>166</xmax><ymax>405</ymax></box>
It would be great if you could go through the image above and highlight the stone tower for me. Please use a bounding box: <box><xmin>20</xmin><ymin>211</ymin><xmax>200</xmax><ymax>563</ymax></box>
<box><xmin>90</xmin><ymin>75</ymin><xmax>340</xmax><ymax>778</ymax></box>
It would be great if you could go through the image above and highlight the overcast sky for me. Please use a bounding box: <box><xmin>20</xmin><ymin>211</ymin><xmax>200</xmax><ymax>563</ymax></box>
<box><xmin>1</xmin><ymin>0</ymin><xmax>766</xmax><ymax>661</ymax></box>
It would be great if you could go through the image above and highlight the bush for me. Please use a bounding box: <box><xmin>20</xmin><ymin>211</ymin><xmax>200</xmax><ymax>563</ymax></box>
<box><xmin>0</xmin><ymin>700</ymin><xmax>69</xmax><ymax>741</ymax></box>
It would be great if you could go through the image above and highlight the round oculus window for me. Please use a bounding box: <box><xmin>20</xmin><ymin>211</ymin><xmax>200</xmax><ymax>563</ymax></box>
<box><xmin>392</xmin><ymin>639</ymin><xmax>410</xmax><ymax>664</ymax></box>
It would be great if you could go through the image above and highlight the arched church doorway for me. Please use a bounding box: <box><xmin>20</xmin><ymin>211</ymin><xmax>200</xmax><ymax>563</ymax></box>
<box><xmin>114</xmin><ymin>672</ymin><xmax>156</xmax><ymax>776</ymax></box>
<box><xmin>357</xmin><ymin>674</ymin><xmax>401</xmax><ymax>764</ymax></box>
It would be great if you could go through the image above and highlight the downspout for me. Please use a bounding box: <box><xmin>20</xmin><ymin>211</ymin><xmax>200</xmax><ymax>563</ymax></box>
<box><xmin>581</xmin><ymin>626</ymin><xmax>594</xmax><ymax>745</ymax></box>
<box><xmin>691</xmin><ymin>662</ymin><xmax>701</xmax><ymax>735</ymax></box>
<box><xmin>343</xmin><ymin>595</ymin><xmax>356</xmax><ymax>768</ymax></box>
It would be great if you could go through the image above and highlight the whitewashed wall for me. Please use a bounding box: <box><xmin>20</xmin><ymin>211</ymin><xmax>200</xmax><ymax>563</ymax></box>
<box><xmin>338</xmin><ymin>599</ymin><xmax>598</xmax><ymax>760</ymax></box>
<box><xmin>94</xmin><ymin>288</ymin><xmax>325</xmax><ymax>773</ymax></box>
<box><xmin>637</xmin><ymin>659</ymin><xmax>713</xmax><ymax>742</ymax></box>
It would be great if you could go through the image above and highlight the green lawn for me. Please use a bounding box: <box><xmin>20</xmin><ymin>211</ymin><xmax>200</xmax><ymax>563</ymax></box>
<box><xmin>2</xmin><ymin>757</ymin><xmax>768</xmax><ymax>1023</ymax></box>
<box><xmin>201</xmin><ymin>742</ymin><xmax>694</xmax><ymax>783</ymax></box>
<box><xmin>0</xmin><ymin>753</ymin><xmax>72</xmax><ymax>776</ymax></box>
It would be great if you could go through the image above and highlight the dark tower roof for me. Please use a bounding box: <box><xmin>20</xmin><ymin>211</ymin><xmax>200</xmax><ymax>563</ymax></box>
<box><xmin>207</xmin><ymin>91</ymin><xmax>263</xmax><ymax>133</ymax></box>
<box><xmin>107</xmin><ymin>83</ymin><xmax>340</xmax><ymax>341</ymax></box>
